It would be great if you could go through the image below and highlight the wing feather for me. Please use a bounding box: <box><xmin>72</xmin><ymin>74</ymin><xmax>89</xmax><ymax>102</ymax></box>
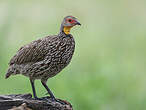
<box><xmin>9</xmin><ymin>36</ymin><xmax>56</xmax><ymax>65</ymax></box>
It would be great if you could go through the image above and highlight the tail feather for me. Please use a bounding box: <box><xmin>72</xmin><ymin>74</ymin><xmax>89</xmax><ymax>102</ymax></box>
<box><xmin>5</xmin><ymin>65</ymin><xmax>20</xmax><ymax>79</ymax></box>
<box><xmin>5</xmin><ymin>72</ymin><xmax>12</xmax><ymax>79</ymax></box>
<box><xmin>5</xmin><ymin>67</ymin><xmax>13</xmax><ymax>79</ymax></box>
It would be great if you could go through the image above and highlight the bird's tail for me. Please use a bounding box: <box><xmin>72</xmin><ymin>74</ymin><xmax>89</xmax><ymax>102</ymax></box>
<box><xmin>5</xmin><ymin>67</ymin><xmax>13</xmax><ymax>79</ymax></box>
<box><xmin>5</xmin><ymin>71</ymin><xmax>12</xmax><ymax>79</ymax></box>
<box><xmin>5</xmin><ymin>65</ymin><xmax>20</xmax><ymax>79</ymax></box>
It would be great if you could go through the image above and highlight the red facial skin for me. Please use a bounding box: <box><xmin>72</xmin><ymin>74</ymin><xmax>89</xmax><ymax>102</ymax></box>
<box><xmin>66</xmin><ymin>18</ymin><xmax>76</xmax><ymax>24</ymax></box>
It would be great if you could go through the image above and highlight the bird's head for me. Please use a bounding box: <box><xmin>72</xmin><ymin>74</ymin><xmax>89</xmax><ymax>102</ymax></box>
<box><xmin>60</xmin><ymin>16</ymin><xmax>81</xmax><ymax>35</ymax></box>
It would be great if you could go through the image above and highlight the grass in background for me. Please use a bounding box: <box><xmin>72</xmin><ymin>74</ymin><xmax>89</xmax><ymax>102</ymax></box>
<box><xmin>0</xmin><ymin>0</ymin><xmax>146</xmax><ymax>110</ymax></box>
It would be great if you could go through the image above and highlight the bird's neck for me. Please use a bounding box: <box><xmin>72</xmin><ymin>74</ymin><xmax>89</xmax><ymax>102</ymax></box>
<box><xmin>63</xmin><ymin>26</ymin><xmax>73</xmax><ymax>35</ymax></box>
<box><xmin>59</xmin><ymin>25</ymin><xmax>72</xmax><ymax>37</ymax></box>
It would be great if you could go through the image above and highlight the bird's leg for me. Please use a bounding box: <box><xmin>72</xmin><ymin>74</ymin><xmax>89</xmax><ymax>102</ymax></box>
<box><xmin>41</xmin><ymin>81</ymin><xmax>56</xmax><ymax>101</ymax></box>
<box><xmin>29</xmin><ymin>79</ymin><xmax>39</xmax><ymax>100</ymax></box>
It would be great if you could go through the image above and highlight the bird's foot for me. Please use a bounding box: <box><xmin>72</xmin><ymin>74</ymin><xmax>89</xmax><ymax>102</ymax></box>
<box><xmin>34</xmin><ymin>96</ymin><xmax>43</xmax><ymax>100</ymax></box>
<box><xmin>45</xmin><ymin>92</ymin><xmax>56</xmax><ymax>101</ymax></box>
<box><xmin>44</xmin><ymin>92</ymin><xmax>64</xmax><ymax>104</ymax></box>
<box><xmin>44</xmin><ymin>96</ymin><xmax>66</xmax><ymax>104</ymax></box>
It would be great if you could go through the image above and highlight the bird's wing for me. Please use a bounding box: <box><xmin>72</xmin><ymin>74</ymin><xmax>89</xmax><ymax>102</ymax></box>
<box><xmin>9</xmin><ymin>36</ymin><xmax>57</xmax><ymax>65</ymax></box>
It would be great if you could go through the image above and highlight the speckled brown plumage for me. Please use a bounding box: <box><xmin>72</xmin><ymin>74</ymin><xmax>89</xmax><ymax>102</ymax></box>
<box><xmin>5</xmin><ymin>16</ymin><xmax>81</xmax><ymax>100</ymax></box>
<box><xmin>6</xmin><ymin>34</ymin><xmax>75</xmax><ymax>81</ymax></box>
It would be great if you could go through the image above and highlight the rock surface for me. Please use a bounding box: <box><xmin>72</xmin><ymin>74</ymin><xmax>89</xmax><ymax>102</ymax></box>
<box><xmin>0</xmin><ymin>94</ymin><xmax>73</xmax><ymax>110</ymax></box>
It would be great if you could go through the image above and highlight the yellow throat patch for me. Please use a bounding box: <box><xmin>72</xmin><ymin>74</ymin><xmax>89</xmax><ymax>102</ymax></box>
<box><xmin>63</xmin><ymin>26</ymin><xmax>73</xmax><ymax>35</ymax></box>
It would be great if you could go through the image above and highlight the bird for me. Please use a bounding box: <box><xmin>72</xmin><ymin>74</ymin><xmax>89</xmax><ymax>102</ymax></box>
<box><xmin>5</xmin><ymin>16</ymin><xmax>81</xmax><ymax>100</ymax></box>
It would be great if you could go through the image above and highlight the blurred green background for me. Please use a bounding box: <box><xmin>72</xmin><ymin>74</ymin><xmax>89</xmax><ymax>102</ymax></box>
<box><xmin>0</xmin><ymin>0</ymin><xmax>146</xmax><ymax>110</ymax></box>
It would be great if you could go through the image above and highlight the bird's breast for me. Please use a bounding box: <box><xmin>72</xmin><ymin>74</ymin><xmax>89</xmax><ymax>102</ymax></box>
<box><xmin>55</xmin><ymin>37</ymin><xmax>75</xmax><ymax>65</ymax></box>
<box><xmin>45</xmin><ymin>36</ymin><xmax>75</xmax><ymax>68</ymax></box>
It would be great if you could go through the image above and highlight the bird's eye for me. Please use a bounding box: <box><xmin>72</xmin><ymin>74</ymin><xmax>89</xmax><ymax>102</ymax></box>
<box><xmin>68</xmin><ymin>19</ymin><xmax>72</xmax><ymax>22</ymax></box>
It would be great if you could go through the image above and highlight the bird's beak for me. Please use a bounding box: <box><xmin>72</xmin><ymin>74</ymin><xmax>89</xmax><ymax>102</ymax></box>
<box><xmin>76</xmin><ymin>20</ymin><xmax>81</xmax><ymax>25</ymax></box>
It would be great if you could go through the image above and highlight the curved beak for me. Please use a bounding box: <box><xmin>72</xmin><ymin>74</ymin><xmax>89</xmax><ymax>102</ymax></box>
<box><xmin>76</xmin><ymin>20</ymin><xmax>81</xmax><ymax>25</ymax></box>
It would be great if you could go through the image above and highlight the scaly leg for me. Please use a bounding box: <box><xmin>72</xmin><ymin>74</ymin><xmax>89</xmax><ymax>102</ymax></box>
<box><xmin>41</xmin><ymin>81</ymin><xmax>56</xmax><ymax>100</ymax></box>
<box><xmin>30</xmin><ymin>79</ymin><xmax>39</xmax><ymax>99</ymax></box>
